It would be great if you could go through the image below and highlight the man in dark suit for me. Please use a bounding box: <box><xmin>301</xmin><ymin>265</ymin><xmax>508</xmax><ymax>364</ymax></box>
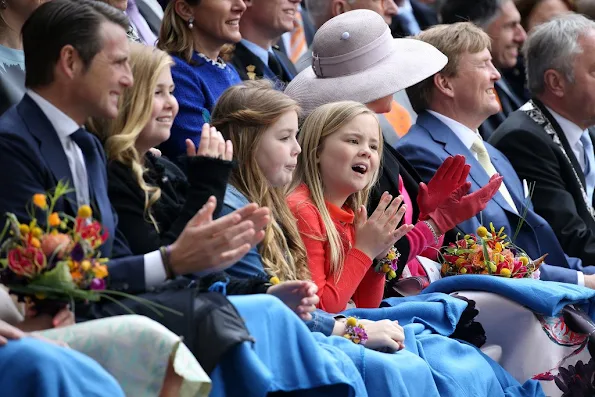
<box><xmin>440</xmin><ymin>0</ymin><xmax>527</xmax><ymax>140</ymax></box>
<box><xmin>232</xmin><ymin>0</ymin><xmax>300</xmax><ymax>85</ymax></box>
<box><xmin>396</xmin><ymin>22</ymin><xmax>595</xmax><ymax>287</ymax></box>
<box><xmin>391</xmin><ymin>0</ymin><xmax>438</xmax><ymax>38</ymax></box>
<box><xmin>490</xmin><ymin>15</ymin><xmax>595</xmax><ymax>267</ymax></box>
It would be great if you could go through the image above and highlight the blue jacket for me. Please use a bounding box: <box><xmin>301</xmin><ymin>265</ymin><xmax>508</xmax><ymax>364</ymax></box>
<box><xmin>396</xmin><ymin>111</ymin><xmax>587</xmax><ymax>285</ymax></box>
<box><xmin>220</xmin><ymin>184</ymin><xmax>337</xmax><ymax>335</ymax></box>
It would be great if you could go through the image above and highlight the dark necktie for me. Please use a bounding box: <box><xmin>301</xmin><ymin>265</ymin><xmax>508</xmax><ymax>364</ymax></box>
<box><xmin>267</xmin><ymin>52</ymin><xmax>284</xmax><ymax>80</ymax></box>
<box><xmin>70</xmin><ymin>128</ymin><xmax>115</xmax><ymax>256</ymax></box>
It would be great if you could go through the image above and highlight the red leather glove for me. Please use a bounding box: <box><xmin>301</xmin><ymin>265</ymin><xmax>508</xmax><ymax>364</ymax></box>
<box><xmin>421</xmin><ymin>174</ymin><xmax>503</xmax><ymax>234</ymax></box>
<box><xmin>418</xmin><ymin>155</ymin><xmax>470</xmax><ymax>220</ymax></box>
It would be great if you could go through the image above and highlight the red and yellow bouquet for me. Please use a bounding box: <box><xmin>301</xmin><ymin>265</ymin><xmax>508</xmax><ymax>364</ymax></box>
<box><xmin>439</xmin><ymin>223</ymin><xmax>546</xmax><ymax>279</ymax></box>
<box><xmin>0</xmin><ymin>182</ymin><xmax>111</xmax><ymax>312</ymax></box>
<box><xmin>0</xmin><ymin>182</ymin><xmax>178</xmax><ymax>316</ymax></box>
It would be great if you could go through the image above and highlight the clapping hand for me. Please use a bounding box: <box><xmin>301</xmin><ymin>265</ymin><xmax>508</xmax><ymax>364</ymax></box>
<box><xmin>354</xmin><ymin>193</ymin><xmax>413</xmax><ymax>260</ymax></box>
<box><xmin>418</xmin><ymin>155</ymin><xmax>470</xmax><ymax>220</ymax></box>
<box><xmin>267</xmin><ymin>281</ymin><xmax>319</xmax><ymax>321</ymax></box>
<box><xmin>186</xmin><ymin>123</ymin><xmax>233</xmax><ymax>161</ymax></box>
<box><xmin>169</xmin><ymin>196</ymin><xmax>271</xmax><ymax>276</ymax></box>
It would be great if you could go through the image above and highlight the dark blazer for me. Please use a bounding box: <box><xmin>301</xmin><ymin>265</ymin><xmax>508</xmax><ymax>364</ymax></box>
<box><xmin>396</xmin><ymin>110</ymin><xmax>587</xmax><ymax>284</ymax></box>
<box><xmin>231</xmin><ymin>41</ymin><xmax>297</xmax><ymax>86</ymax></box>
<box><xmin>391</xmin><ymin>0</ymin><xmax>438</xmax><ymax>38</ymax></box>
<box><xmin>107</xmin><ymin>153</ymin><xmax>232</xmax><ymax>254</ymax></box>
<box><xmin>490</xmin><ymin>100</ymin><xmax>595</xmax><ymax>267</ymax></box>
<box><xmin>479</xmin><ymin>77</ymin><xmax>524</xmax><ymax>140</ymax></box>
<box><xmin>0</xmin><ymin>95</ymin><xmax>146</xmax><ymax>292</ymax></box>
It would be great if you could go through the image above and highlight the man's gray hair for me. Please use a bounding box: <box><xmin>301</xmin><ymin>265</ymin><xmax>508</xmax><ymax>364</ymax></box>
<box><xmin>525</xmin><ymin>14</ymin><xmax>595</xmax><ymax>95</ymax></box>
<box><xmin>306</xmin><ymin>0</ymin><xmax>357</xmax><ymax>29</ymax></box>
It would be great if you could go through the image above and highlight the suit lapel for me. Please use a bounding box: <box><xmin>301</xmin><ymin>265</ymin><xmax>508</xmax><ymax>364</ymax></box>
<box><xmin>534</xmin><ymin>100</ymin><xmax>587</xmax><ymax>189</ymax></box>
<box><xmin>17</xmin><ymin>95</ymin><xmax>78</xmax><ymax>212</ymax></box>
<box><xmin>417</xmin><ymin>111</ymin><xmax>517</xmax><ymax>214</ymax></box>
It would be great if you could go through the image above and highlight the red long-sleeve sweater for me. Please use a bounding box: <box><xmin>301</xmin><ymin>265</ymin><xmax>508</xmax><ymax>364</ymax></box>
<box><xmin>288</xmin><ymin>185</ymin><xmax>385</xmax><ymax>313</ymax></box>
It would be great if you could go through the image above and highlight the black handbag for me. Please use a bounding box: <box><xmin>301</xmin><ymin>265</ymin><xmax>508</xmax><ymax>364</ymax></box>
<box><xmin>85</xmin><ymin>278</ymin><xmax>254</xmax><ymax>374</ymax></box>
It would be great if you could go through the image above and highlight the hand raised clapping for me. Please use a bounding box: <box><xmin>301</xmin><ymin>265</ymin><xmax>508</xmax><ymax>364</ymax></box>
<box><xmin>185</xmin><ymin>123</ymin><xmax>233</xmax><ymax>161</ymax></box>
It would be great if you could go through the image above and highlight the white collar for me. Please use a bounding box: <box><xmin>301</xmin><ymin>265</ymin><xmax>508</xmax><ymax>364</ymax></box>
<box><xmin>545</xmin><ymin>105</ymin><xmax>587</xmax><ymax>147</ymax></box>
<box><xmin>427</xmin><ymin>110</ymin><xmax>481</xmax><ymax>150</ymax></box>
<box><xmin>26</xmin><ymin>89</ymin><xmax>80</xmax><ymax>141</ymax></box>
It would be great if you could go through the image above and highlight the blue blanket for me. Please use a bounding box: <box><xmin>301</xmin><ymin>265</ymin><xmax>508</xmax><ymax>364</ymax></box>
<box><xmin>423</xmin><ymin>275</ymin><xmax>595</xmax><ymax>318</ymax></box>
<box><xmin>341</xmin><ymin>294</ymin><xmax>545</xmax><ymax>397</ymax></box>
<box><xmin>209</xmin><ymin>294</ymin><xmax>366</xmax><ymax>397</ymax></box>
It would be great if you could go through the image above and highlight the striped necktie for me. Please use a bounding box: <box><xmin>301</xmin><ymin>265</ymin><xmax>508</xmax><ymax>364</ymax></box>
<box><xmin>289</xmin><ymin>11</ymin><xmax>307</xmax><ymax>64</ymax></box>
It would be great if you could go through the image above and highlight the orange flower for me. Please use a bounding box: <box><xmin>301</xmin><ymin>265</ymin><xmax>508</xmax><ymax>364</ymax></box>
<box><xmin>32</xmin><ymin>194</ymin><xmax>47</xmax><ymax>210</ymax></box>
<box><xmin>41</xmin><ymin>233</ymin><xmax>71</xmax><ymax>259</ymax></box>
<box><xmin>92</xmin><ymin>264</ymin><xmax>108</xmax><ymax>279</ymax></box>
<box><xmin>71</xmin><ymin>270</ymin><xmax>83</xmax><ymax>281</ymax></box>
<box><xmin>48</xmin><ymin>213</ymin><xmax>60</xmax><ymax>227</ymax></box>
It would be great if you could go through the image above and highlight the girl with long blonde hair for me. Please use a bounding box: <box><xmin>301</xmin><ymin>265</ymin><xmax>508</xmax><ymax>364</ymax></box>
<box><xmin>288</xmin><ymin>101</ymin><xmax>414</xmax><ymax>313</ymax></box>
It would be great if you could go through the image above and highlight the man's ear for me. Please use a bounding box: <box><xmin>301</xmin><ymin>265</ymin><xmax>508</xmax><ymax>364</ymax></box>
<box><xmin>433</xmin><ymin>73</ymin><xmax>455</xmax><ymax>99</ymax></box>
<box><xmin>56</xmin><ymin>45</ymin><xmax>83</xmax><ymax>80</ymax></box>
<box><xmin>543</xmin><ymin>69</ymin><xmax>566</xmax><ymax>99</ymax></box>
<box><xmin>331</xmin><ymin>0</ymin><xmax>348</xmax><ymax>17</ymax></box>
<box><xmin>174</xmin><ymin>0</ymin><xmax>194</xmax><ymax>23</ymax></box>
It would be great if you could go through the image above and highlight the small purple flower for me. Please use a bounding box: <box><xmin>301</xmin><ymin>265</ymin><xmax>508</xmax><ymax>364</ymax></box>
<box><xmin>71</xmin><ymin>243</ymin><xmax>84</xmax><ymax>262</ymax></box>
<box><xmin>90</xmin><ymin>278</ymin><xmax>106</xmax><ymax>291</ymax></box>
<box><xmin>353</xmin><ymin>326</ymin><xmax>369</xmax><ymax>344</ymax></box>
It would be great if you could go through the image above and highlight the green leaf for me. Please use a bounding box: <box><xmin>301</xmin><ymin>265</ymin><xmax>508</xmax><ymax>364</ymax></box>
<box><xmin>29</xmin><ymin>261</ymin><xmax>76</xmax><ymax>290</ymax></box>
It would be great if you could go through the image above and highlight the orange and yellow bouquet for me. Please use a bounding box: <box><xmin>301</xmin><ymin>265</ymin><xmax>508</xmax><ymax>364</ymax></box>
<box><xmin>439</xmin><ymin>223</ymin><xmax>546</xmax><ymax>279</ymax></box>
<box><xmin>0</xmin><ymin>182</ymin><xmax>176</xmax><ymax>316</ymax></box>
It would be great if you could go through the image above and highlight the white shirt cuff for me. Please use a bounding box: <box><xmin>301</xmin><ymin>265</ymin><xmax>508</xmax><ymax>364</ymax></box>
<box><xmin>577</xmin><ymin>271</ymin><xmax>585</xmax><ymax>287</ymax></box>
<box><xmin>144</xmin><ymin>250</ymin><xmax>167</xmax><ymax>288</ymax></box>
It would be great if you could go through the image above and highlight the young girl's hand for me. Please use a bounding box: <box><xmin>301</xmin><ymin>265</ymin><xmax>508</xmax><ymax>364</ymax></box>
<box><xmin>267</xmin><ymin>280</ymin><xmax>319</xmax><ymax>321</ymax></box>
<box><xmin>333</xmin><ymin>318</ymin><xmax>405</xmax><ymax>353</ymax></box>
<box><xmin>354</xmin><ymin>192</ymin><xmax>413</xmax><ymax>260</ymax></box>
<box><xmin>185</xmin><ymin>123</ymin><xmax>233</xmax><ymax>161</ymax></box>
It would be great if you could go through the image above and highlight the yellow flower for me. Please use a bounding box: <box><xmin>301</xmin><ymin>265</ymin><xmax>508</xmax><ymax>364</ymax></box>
<box><xmin>494</xmin><ymin>242</ymin><xmax>503</xmax><ymax>253</ymax></box>
<box><xmin>270</xmin><ymin>276</ymin><xmax>280</xmax><ymax>285</ymax></box>
<box><xmin>92</xmin><ymin>265</ymin><xmax>109</xmax><ymax>279</ymax></box>
<box><xmin>67</xmin><ymin>260</ymin><xmax>76</xmax><ymax>270</ymax></box>
<box><xmin>476</xmin><ymin>226</ymin><xmax>488</xmax><ymax>238</ymax></box>
<box><xmin>77</xmin><ymin>205</ymin><xmax>93</xmax><ymax>219</ymax></box>
<box><xmin>346</xmin><ymin>317</ymin><xmax>357</xmax><ymax>327</ymax></box>
<box><xmin>48</xmin><ymin>213</ymin><xmax>60</xmax><ymax>227</ymax></box>
<box><xmin>460</xmin><ymin>268</ymin><xmax>467</xmax><ymax>274</ymax></box>
<box><xmin>388</xmin><ymin>270</ymin><xmax>397</xmax><ymax>279</ymax></box>
<box><xmin>455</xmin><ymin>258</ymin><xmax>466</xmax><ymax>267</ymax></box>
<box><xmin>387</xmin><ymin>250</ymin><xmax>397</xmax><ymax>260</ymax></box>
<box><xmin>81</xmin><ymin>260</ymin><xmax>91</xmax><ymax>271</ymax></box>
<box><xmin>19</xmin><ymin>224</ymin><xmax>30</xmax><ymax>235</ymax></box>
<box><xmin>33</xmin><ymin>194</ymin><xmax>47</xmax><ymax>210</ymax></box>
<box><xmin>489</xmin><ymin>263</ymin><xmax>497</xmax><ymax>273</ymax></box>
<box><xmin>31</xmin><ymin>227</ymin><xmax>43</xmax><ymax>238</ymax></box>
<box><xmin>500</xmin><ymin>268</ymin><xmax>512</xmax><ymax>278</ymax></box>
<box><xmin>519</xmin><ymin>256</ymin><xmax>529</xmax><ymax>266</ymax></box>
<box><xmin>30</xmin><ymin>237</ymin><xmax>41</xmax><ymax>248</ymax></box>
<box><xmin>381</xmin><ymin>263</ymin><xmax>390</xmax><ymax>273</ymax></box>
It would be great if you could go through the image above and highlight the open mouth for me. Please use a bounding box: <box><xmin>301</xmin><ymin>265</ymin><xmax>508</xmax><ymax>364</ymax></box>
<box><xmin>226</xmin><ymin>19</ymin><xmax>240</xmax><ymax>26</ymax></box>
<box><xmin>486</xmin><ymin>88</ymin><xmax>495</xmax><ymax>95</ymax></box>
<box><xmin>352</xmin><ymin>164</ymin><xmax>368</xmax><ymax>175</ymax></box>
<box><xmin>156</xmin><ymin>116</ymin><xmax>173</xmax><ymax>123</ymax></box>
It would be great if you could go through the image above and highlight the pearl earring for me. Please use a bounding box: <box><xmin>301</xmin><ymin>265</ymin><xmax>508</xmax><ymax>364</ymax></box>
<box><xmin>188</xmin><ymin>17</ymin><xmax>194</xmax><ymax>29</ymax></box>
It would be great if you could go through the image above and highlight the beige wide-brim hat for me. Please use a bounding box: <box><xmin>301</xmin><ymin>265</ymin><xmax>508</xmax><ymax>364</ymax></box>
<box><xmin>285</xmin><ymin>9</ymin><xmax>448</xmax><ymax>116</ymax></box>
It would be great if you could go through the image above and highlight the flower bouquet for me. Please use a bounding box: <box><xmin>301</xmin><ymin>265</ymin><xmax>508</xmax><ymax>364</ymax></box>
<box><xmin>0</xmin><ymin>182</ymin><xmax>177</xmax><ymax>316</ymax></box>
<box><xmin>439</xmin><ymin>223</ymin><xmax>547</xmax><ymax>279</ymax></box>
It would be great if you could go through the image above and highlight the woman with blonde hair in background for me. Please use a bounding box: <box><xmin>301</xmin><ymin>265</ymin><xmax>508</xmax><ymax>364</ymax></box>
<box><xmin>156</xmin><ymin>0</ymin><xmax>246</xmax><ymax>163</ymax></box>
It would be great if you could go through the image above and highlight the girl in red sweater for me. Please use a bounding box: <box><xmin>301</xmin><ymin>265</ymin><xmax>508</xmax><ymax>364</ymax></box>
<box><xmin>288</xmin><ymin>102</ymin><xmax>415</xmax><ymax>313</ymax></box>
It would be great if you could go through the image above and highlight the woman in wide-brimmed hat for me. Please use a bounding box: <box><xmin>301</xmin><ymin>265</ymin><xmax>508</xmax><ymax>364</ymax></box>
<box><xmin>285</xmin><ymin>9</ymin><xmax>497</xmax><ymax>297</ymax></box>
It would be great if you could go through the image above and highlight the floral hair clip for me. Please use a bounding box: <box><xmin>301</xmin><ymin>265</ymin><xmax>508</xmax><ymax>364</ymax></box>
<box><xmin>343</xmin><ymin>317</ymin><xmax>368</xmax><ymax>345</ymax></box>
<box><xmin>375</xmin><ymin>246</ymin><xmax>401</xmax><ymax>280</ymax></box>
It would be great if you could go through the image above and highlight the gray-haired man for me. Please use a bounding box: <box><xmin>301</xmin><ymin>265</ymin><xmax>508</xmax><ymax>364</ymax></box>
<box><xmin>489</xmin><ymin>14</ymin><xmax>595</xmax><ymax>268</ymax></box>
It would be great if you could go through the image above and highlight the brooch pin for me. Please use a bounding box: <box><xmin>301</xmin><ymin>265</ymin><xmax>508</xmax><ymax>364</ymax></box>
<box><xmin>246</xmin><ymin>65</ymin><xmax>257</xmax><ymax>80</ymax></box>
